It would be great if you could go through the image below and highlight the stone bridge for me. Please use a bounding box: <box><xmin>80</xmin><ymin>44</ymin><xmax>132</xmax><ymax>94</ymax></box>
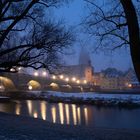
<box><xmin>0</xmin><ymin>72</ymin><xmax>94</xmax><ymax>92</ymax></box>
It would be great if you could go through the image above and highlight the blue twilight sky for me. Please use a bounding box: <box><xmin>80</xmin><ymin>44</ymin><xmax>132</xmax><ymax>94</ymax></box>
<box><xmin>53</xmin><ymin>0</ymin><xmax>132</xmax><ymax>72</ymax></box>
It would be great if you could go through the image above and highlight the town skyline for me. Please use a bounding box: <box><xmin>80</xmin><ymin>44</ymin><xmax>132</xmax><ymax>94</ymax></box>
<box><xmin>54</xmin><ymin>0</ymin><xmax>133</xmax><ymax>72</ymax></box>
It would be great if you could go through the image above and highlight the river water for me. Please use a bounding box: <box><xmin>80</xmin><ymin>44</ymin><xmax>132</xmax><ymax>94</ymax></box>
<box><xmin>0</xmin><ymin>100</ymin><xmax>140</xmax><ymax>130</ymax></box>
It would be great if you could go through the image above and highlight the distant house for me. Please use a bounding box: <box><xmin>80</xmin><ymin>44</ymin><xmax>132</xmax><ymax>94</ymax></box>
<box><xmin>99</xmin><ymin>68</ymin><xmax>124</xmax><ymax>90</ymax></box>
<box><xmin>93</xmin><ymin>67</ymin><xmax>139</xmax><ymax>90</ymax></box>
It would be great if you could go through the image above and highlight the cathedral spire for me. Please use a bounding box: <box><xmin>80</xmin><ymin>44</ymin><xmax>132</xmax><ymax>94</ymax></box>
<box><xmin>79</xmin><ymin>46</ymin><xmax>91</xmax><ymax>66</ymax></box>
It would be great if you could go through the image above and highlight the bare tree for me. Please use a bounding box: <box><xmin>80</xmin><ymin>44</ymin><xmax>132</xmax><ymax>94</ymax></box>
<box><xmin>0</xmin><ymin>0</ymin><xmax>73</xmax><ymax>72</ymax></box>
<box><xmin>84</xmin><ymin>0</ymin><xmax>140</xmax><ymax>81</ymax></box>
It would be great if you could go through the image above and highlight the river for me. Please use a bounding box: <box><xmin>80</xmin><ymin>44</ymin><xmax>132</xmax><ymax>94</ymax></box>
<box><xmin>0</xmin><ymin>100</ymin><xmax>140</xmax><ymax>130</ymax></box>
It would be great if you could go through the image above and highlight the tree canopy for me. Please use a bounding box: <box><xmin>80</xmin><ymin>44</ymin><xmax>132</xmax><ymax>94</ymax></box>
<box><xmin>0</xmin><ymin>0</ymin><xmax>74</xmax><ymax>72</ymax></box>
<box><xmin>84</xmin><ymin>0</ymin><xmax>140</xmax><ymax>81</ymax></box>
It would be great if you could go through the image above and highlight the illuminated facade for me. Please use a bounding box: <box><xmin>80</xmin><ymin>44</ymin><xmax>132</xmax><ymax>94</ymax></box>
<box><xmin>93</xmin><ymin>68</ymin><xmax>139</xmax><ymax>90</ymax></box>
<box><xmin>57</xmin><ymin>47</ymin><xmax>94</xmax><ymax>83</ymax></box>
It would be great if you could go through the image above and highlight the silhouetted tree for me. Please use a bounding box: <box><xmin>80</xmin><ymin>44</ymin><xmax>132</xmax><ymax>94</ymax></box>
<box><xmin>0</xmin><ymin>0</ymin><xmax>73</xmax><ymax>72</ymax></box>
<box><xmin>84</xmin><ymin>0</ymin><xmax>140</xmax><ymax>82</ymax></box>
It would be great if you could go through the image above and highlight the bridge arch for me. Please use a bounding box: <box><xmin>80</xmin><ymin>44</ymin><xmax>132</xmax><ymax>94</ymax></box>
<box><xmin>0</xmin><ymin>76</ymin><xmax>16</xmax><ymax>91</ymax></box>
<box><xmin>27</xmin><ymin>80</ymin><xmax>41</xmax><ymax>90</ymax></box>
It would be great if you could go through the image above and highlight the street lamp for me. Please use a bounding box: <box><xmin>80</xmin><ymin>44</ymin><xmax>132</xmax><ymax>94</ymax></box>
<box><xmin>42</xmin><ymin>71</ymin><xmax>47</xmax><ymax>77</ymax></box>
<box><xmin>52</xmin><ymin>75</ymin><xmax>56</xmax><ymax>80</ymax></box>
<box><xmin>28</xmin><ymin>85</ymin><xmax>33</xmax><ymax>90</ymax></box>
<box><xmin>65</xmin><ymin>77</ymin><xmax>69</xmax><ymax>82</ymax></box>
<box><xmin>72</xmin><ymin>77</ymin><xmax>76</xmax><ymax>82</ymax></box>
<box><xmin>128</xmin><ymin>83</ymin><xmax>132</xmax><ymax>88</ymax></box>
<box><xmin>83</xmin><ymin>80</ymin><xmax>87</xmax><ymax>84</ymax></box>
<box><xmin>59</xmin><ymin>75</ymin><xmax>64</xmax><ymax>79</ymax></box>
<box><xmin>0</xmin><ymin>85</ymin><xmax>5</xmax><ymax>91</ymax></box>
<box><xmin>10</xmin><ymin>68</ymin><xmax>15</xmax><ymax>72</ymax></box>
<box><xmin>34</xmin><ymin>71</ymin><xmax>39</xmax><ymax>77</ymax></box>
<box><xmin>18</xmin><ymin>67</ymin><xmax>22</xmax><ymax>71</ymax></box>
<box><xmin>76</xmin><ymin>80</ymin><xmax>80</xmax><ymax>84</ymax></box>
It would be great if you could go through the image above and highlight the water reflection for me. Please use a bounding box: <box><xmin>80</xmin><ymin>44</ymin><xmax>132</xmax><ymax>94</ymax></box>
<box><xmin>51</xmin><ymin>106</ymin><xmax>56</xmax><ymax>123</ymax></box>
<box><xmin>59</xmin><ymin>103</ymin><xmax>64</xmax><ymax>124</ymax></box>
<box><xmin>25</xmin><ymin>100</ymin><xmax>90</xmax><ymax>126</ymax></box>
<box><xmin>1</xmin><ymin>100</ymin><xmax>140</xmax><ymax>129</ymax></box>
<box><xmin>72</xmin><ymin>104</ymin><xmax>77</xmax><ymax>125</ymax></box>
<box><xmin>84</xmin><ymin>107</ymin><xmax>88</xmax><ymax>125</ymax></box>
<box><xmin>15</xmin><ymin>104</ymin><xmax>20</xmax><ymax>115</ymax></box>
<box><xmin>65</xmin><ymin>104</ymin><xmax>70</xmax><ymax>124</ymax></box>
<box><xmin>77</xmin><ymin>107</ymin><xmax>81</xmax><ymax>125</ymax></box>
<box><xmin>33</xmin><ymin>111</ymin><xmax>38</xmax><ymax>118</ymax></box>
<box><xmin>41</xmin><ymin>101</ymin><xmax>46</xmax><ymax>120</ymax></box>
<box><xmin>27</xmin><ymin>100</ymin><xmax>32</xmax><ymax>115</ymax></box>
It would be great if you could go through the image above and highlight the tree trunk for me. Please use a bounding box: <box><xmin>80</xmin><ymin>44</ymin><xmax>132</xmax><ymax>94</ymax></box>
<box><xmin>120</xmin><ymin>0</ymin><xmax>140</xmax><ymax>82</ymax></box>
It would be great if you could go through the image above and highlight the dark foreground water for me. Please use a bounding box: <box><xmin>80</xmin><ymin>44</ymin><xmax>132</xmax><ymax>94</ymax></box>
<box><xmin>0</xmin><ymin>100</ymin><xmax>140</xmax><ymax>130</ymax></box>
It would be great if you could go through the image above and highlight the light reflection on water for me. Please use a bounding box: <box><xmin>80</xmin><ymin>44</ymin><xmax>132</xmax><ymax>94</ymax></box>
<box><xmin>65</xmin><ymin>104</ymin><xmax>70</xmax><ymax>125</ymax></box>
<box><xmin>27</xmin><ymin>100</ymin><xmax>32</xmax><ymax>116</ymax></box>
<box><xmin>59</xmin><ymin>103</ymin><xmax>64</xmax><ymax>124</ymax></box>
<box><xmin>41</xmin><ymin>101</ymin><xmax>46</xmax><ymax>120</ymax></box>
<box><xmin>33</xmin><ymin>111</ymin><xmax>38</xmax><ymax>118</ymax></box>
<box><xmin>51</xmin><ymin>106</ymin><xmax>56</xmax><ymax>123</ymax></box>
<box><xmin>15</xmin><ymin>104</ymin><xmax>20</xmax><ymax>115</ymax></box>
<box><xmin>77</xmin><ymin>107</ymin><xmax>81</xmax><ymax>125</ymax></box>
<box><xmin>72</xmin><ymin>104</ymin><xmax>77</xmax><ymax>125</ymax></box>
<box><xmin>0</xmin><ymin>100</ymin><xmax>140</xmax><ymax>129</ymax></box>
<box><xmin>24</xmin><ymin>100</ymin><xmax>88</xmax><ymax>125</ymax></box>
<box><xmin>84</xmin><ymin>107</ymin><xmax>88</xmax><ymax>125</ymax></box>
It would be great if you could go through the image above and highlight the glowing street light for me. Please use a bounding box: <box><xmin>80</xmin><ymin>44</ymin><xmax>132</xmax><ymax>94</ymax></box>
<box><xmin>10</xmin><ymin>68</ymin><xmax>15</xmax><ymax>72</ymax></box>
<box><xmin>18</xmin><ymin>67</ymin><xmax>22</xmax><ymax>71</ymax></box>
<box><xmin>34</xmin><ymin>71</ymin><xmax>39</xmax><ymax>77</ymax></box>
<box><xmin>65</xmin><ymin>77</ymin><xmax>69</xmax><ymax>82</ymax></box>
<box><xmin>0</xmin><ymin>85</ymin><xmax>3</xmax><ymax>89</ymax></box>
<box><xmin>59</xmin><ymin>75</ymin><xmax>64</xmax><ymax>79</ymax></box>
<box><xmin>76</xmin><ymin>80</ymin><xmax>80</xmax><ymax>84</ymax></box>
<box><xmin>60</xmin><ymin>75</ymin><xmax>64</xmax><ymax>79</ymax></box>
<box><xmin>33</xmin><ymin>112</ymin><xmax>38</xmax><ymax>118</ymax></box>
<box><xmin>128</xmin><ymin>83</ymin><xmax>132</xmax><ymax>88</ymax></box>
<box><xmin>42</xmin><ymin>71</ymin><xmax>47</xmax><ymax>77</ymax></box>
<box><xmin>83</xmin><ymin>80</ymin><xmax>87</xmax><ymax>84</ymax></box>
<box><xmin>72</xmin><ymin>77</ymin><xmax>76</xmax><ymax>82</ymax></box>
<box><xmin>0</xmin><ymin>85</ymin><xmax>5</xmax><ymax>91</ymax></box>
<box><xmin>52</xmin><ymin>75</ymin><xmax>56</xmax><ymax>80</ymax></box>
<box><xmin>28</xmin><ymin>85</ymin><xmax>33</xmax><ymax>90</ymax></box>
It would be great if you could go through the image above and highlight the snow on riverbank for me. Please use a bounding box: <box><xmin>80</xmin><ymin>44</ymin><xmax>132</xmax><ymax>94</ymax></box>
<box><xmin>0</xmin><ymin>96</ymin><xmax>9</xmax><ymax>99</ymax></box>
<box><xmin>45</xmin><ymin>91</ymin><xmax>140</xmax><ymax>104</ymax></box>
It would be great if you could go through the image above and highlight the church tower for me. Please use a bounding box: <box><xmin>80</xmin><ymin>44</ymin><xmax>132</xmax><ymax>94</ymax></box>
<box><xmin>79</xmin><ymin>47</ymin><xmax>91</xmax><ymax>65</ymax></box>
<box><xmin>79</xmin><ymin>47</ymin><xmax>94</xmax><ymax>83</ymax></box>
<box><xmin>85</xmin><ymin>60</ymin><xmax>94</xmax><ymax>83</ymax></box>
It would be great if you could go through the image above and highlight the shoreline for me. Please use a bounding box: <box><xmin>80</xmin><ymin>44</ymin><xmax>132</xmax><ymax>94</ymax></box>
<box><xmin>1</xmin><ymin>90</ymin><xmax>140</xmax><ymax>108</ymax></box>
<box><xmin>0</xmin><ymin>112</ymin><xmax>140</xmax><ymax>140</ymax></box>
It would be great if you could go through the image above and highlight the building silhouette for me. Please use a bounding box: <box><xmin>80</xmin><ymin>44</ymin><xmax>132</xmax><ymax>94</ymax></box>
<box><xmin>57</xmin><ymin>47</ymin><xmax>94</xmax><ymax>83</ymax></box>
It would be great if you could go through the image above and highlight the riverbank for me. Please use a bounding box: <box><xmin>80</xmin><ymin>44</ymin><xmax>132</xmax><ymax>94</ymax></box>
<box><xmin>44</xmin><ymin>91</ymin><xmax>140</xmax><ymax>107</ymax></box>
<box><xmin>0</xmin><ymin>112</ymin><xmax>140</xmax><ymax>140</ymax></box>
<box><xmin>1</xmin><ymin>90</ymin><xmax>140</xmax><ymax>107</ymax></box>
